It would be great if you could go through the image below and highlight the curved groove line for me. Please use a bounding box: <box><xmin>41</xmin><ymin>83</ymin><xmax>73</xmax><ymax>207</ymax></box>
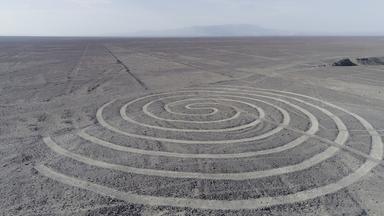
<box><xmin>79</xmin><ymin>130</ymin><xmax>308</xmax><ymax>159</ymax></box>
<box><xmin>165</xmin><ymin>100</ymin><xmax>219</xmax><ymax>116</ymax></box>
<box><xmin>80</xmin><ymin>92</ymin><xmax>320</xmax><ymax>158</ymax></box>
<box><xmin>43</xmin><ymin>127</ymin><xmax>344</xmax><ymax>180</ymax></box>
<box><xmin>102</xmin><ymin>93</ymin><xmax>304</xmax><ymax>144</ymax></box>
<box><xmin>82</xmin><ymin>89</ymin><xmax>331</xmax><ymax>158</ymax></box>
<box><xmin>143</xmin><ymin>96</ymin><xmax>261</xmax><ymax>122</ymax></box>
<box><xmin>36</xmin><ymin>87</ymin><xmax>383</xmax><ymax>210</ymax></box>
<box><xmin>132</xmin><ymin>97</ymin><xmax>266</xmax><ymax>132</ymax></box>
<box><xmin>91</xmin><ymin>89</ymin><xmax>347</xmax><ymax>178</ymax></box>
<box><xmin>124</xmin><ymin>94</ymin><xmax>240</xmax><ymax>124</ymax></box>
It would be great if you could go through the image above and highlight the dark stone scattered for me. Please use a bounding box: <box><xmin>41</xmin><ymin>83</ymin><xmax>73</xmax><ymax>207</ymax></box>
<box><xmin>356</xmin><ymin>57</ymin><xmax>384</xmax><ymax>65</ymax></box>
<box><xmin>332</xmin><ymin>58</ymin><xmax>357</xmax><ymax>66</ymax></box>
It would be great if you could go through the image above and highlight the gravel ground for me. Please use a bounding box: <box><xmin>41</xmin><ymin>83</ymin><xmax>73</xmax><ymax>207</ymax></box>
<box><xmin>1</xmin><ymin>37</ymin><xmax>384</xmax><ymax>216</ymax></box>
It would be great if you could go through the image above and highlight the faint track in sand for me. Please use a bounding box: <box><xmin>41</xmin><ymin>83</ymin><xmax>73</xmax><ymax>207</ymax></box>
<box><xmin>65</xmin><ymin>44</ymin><xmax>89</xmax><ymax>95</ymax></box>
<box><xmin>104</xmin><ymin>45</ymin><xmax>148</xmax><ymax>90</ymax></box>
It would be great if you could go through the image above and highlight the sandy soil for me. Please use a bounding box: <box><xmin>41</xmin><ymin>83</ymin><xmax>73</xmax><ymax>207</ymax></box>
<box><xmin>1</xmin><ymin>37</ymin><xmax>384</xmax><ymax>215</ymax></box>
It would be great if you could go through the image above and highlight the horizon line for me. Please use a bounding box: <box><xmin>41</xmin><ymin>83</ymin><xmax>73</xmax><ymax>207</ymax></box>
<box><xmin>1</xmin><ymin>35</ymin><xmax>384</xmax><ymax>38</ymax></box>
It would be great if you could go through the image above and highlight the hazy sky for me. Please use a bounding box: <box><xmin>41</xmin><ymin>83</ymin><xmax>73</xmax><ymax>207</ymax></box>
<box><xmin>0</xmin><ymin>0</ymin><xmax>383</xmax><ymax>36</ymax></box>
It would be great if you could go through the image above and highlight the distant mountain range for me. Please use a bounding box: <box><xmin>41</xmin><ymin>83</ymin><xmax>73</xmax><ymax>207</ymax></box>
<box><xmin>132</xmin><ymin>24</ymin><xmax>293</xmax><ymax>37</ymax></box>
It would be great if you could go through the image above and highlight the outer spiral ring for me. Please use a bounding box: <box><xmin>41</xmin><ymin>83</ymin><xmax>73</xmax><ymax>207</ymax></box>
<box><xmin>37</xmin><ymin>86</ymin><xmax>383</xmax><ymax>210</ymax></box>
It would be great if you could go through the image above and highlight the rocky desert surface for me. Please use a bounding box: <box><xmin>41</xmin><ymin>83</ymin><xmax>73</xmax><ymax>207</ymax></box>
<box><xmin>1</xmin><ymin>37</ymin><xmax>384</xmax><ymax>215</ymax></box>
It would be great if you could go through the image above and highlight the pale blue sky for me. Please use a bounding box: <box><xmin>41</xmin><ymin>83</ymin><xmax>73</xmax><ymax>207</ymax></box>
<box><xmin>0</xmin><ymin>0</ymin><xmax>383</xmax><ymax>36</ymax></box>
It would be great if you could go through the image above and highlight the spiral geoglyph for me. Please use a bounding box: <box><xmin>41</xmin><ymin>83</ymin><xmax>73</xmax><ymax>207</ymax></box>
<box><xmin>36</xmin><ymin>85</ymin><xmax>383</xmax><ymax>210</ymax></box>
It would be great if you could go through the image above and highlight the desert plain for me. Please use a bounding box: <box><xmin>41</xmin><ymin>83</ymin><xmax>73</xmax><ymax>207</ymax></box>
<box><xmin>1</xmin><ymin>37</ymin><xmax>384</xmax><ymax>215</ymax></box>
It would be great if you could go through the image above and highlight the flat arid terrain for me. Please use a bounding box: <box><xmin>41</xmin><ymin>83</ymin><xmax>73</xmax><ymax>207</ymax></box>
<box><xmin>1</xmin><ymin>37</ymin><xmax>384</xmax><ymax>216</ymax></box>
